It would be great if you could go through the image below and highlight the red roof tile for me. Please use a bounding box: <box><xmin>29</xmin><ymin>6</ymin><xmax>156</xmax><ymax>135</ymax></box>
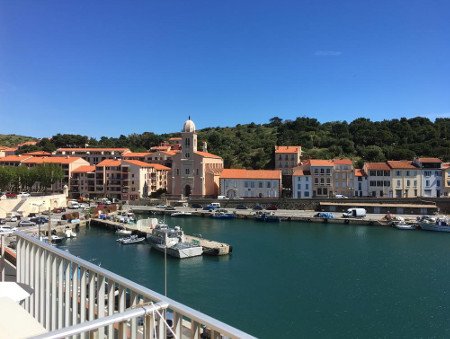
<box><xmin>56</xmin><ymin>148</ymin><xmax>130</xmax><ymax>153</ymax></box>
<box><xmin>417</xmin><ymin>157</ymin><xmax>442</xmax><ymax>163</ymax></box>
<box><xmin>307</xmin><ymin>159</ymin><xmax>334</xmax><ymax>167</ymax></box>
<box><xmin>195</xmin><ymin>151</ymin><xmax>222</xmax><ymax>159</ymax></box>
<box><xmin>22</xmin><ymin>151</ymin><xmax>52</xmax><ymax>156</ymax></box>
<box><xmin>0</xmin><ymin>155</ymin><xmax>32</xmax><ymax>162</ymax></box>
<box><xmin>354</xmin><ymin>169</ymin><xmax>366</xmax><ymax>177</ymax></box>
<box><xmin>387</xmin><ymin>161</ymin><xmax>417</xmax><ymax>169</ymax></box>
<box><xmin>96</xmin><ymin>159</ymin><xmax>122</xmax><ymax>167</ymax></box>
<box><xmin>364</xmin><ymin>162</ymin><xmax>391</xmax><ymax>171</ymax></box>
<box><xmin>122</xmin><ymin>152</ymin><xmax>152</xmax><ymax>157</ymax></box>
<box><xmin>22</xmin><ymin>156</ymin><xmax>84</xmax><ymax>165</ymax></box>
<box><xmin>333</xmin><ymin>158</ymin><xmax>353</xmax><ymax>165</ymax></box>
<box><xmin>72</xmin><ymin>165</ymin><xmax>96</xmax><ymax>173</ymax></box>
<box><xmin>220</xmin><ymin>169</ymin><xmax>281</xmax><ymax>180</ymax></box>
<box><xmin>274</xmin><ymin>146</ymin><xmax>301</xmax><ymax>154</ymax></box>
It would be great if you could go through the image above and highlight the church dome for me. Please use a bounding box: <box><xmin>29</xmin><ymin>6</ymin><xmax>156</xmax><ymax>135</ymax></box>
<box><xmin>182</xmin><ymin>118</ymin><xmax>196</xmax><ymax>133</ymax></box>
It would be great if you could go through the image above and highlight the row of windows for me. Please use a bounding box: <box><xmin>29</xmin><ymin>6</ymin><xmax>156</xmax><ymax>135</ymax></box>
<box><xmin>314</xmin><ymin>168</ymin><xmax>331</xmax><ymax>174</ymax></box>
<box><xmin>297</xmin><ymin>183</ymin><xmax>310</xmax><ymax>190</ymax></box>
<box><xmin>314</xmin><ymin>178</ymin><xmax>331</xmax><ymax>184</ymax></box>
<box><xmin>244</xmin><ymin>181</ymin><xmax>272</xmax><ymax>188</ymax></box>
<box><xmin>175</xmin><ymin>168</ymin><xmax>200</xmax><ymax>175</ymax></box>
<box><xmin>296</xmin><ymin>191</ymin><xmax>310</xmax><ymax>197</ymax></box>
<box><xmin>368</xmin><ymin>170</ymin><xmax>390</xmax><ymax>176</ymax></box>
<box><xmin>369</xmin><ymin>181</ymin><xmax>391</xmax><ymax>187</ymax></box>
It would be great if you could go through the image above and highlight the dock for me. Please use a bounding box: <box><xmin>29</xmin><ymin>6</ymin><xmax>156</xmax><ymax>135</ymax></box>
<box><xmin>90</xmin><ymin>218</ymin><xmax>232</xmax><ymax>256</ymax></box>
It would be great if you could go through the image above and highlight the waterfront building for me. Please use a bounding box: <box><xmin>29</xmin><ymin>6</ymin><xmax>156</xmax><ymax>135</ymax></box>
<box><xmin>354</xmin><ymin>169</ymin><xmax>369</xmax><ymax>197</ymax></box>
<box><xmin>146</xmin><ymin>150</ymin><xmax>176</xmax><ymax>168</ymax></box>
<box><xmin>54</xmin><ymin>147</ymin><xmax>131</xmax><ymax>165</ymax></box>
<box><xmin>332</xmin><ymin>158</ymin><xmax>354</xmax><ymax>197</ymax></box>
<box><xmin>122</xmin><ymin>152</ymin><xmax>153</xmax><ymax>162</ymax></box>
<box><xmin>168</xmin><ymin>137</ymin><xmax>182</xmax><ymax>150</ymax></box>
<box><xmin>21</xmin><ymin>156</ymin><xmax>90</xmax><ymax>191</ymax></box>
<box><xmin>363</xmin><ymin>162</ymin><xmax>392</xmax><ymax>197</ymax></box>
<box><xmin>21</xmin><ymin>151</ymin><xmax>52</xmax><ymax>157</ymax></box>
<box><xmin>443</xmin><ymin>163</ymin><xmax>450</xmax><ymax>197</ymax></box>
<box><xmin>219</xmin><ymin>169</ymin><xmax>282</xmax><ymax>198</ymax></box>
<box><xmin>171</xmin><ymin>118</ymin><xmax>223</xmax><ymax>197</ymax></box>
<box><xmin>292</xmin><ymin>166</ymin><xmax>312</xmax><ymax>198</ymax></box>
<box><xmin>387</xmin><ymin>161</ymin><xmax>421</xmax><ymax>198</ymax></box>
<box><xmin>0</xmin><ymin>154</ymin><xmax>32</xmax><ymax>166</ymax></box>
<box><xmin>71</xmin><ymin>159</ymin><xmax>170</xmax><ymax>200</ymax></box>
<box><xmin>274</xmin><ymin>146</ymin><xmax>302</xmax><ymax>174</ymax></box>
<box><xmin>302</xmin><ymin>159</ymin><xmax>334</xmax><ymax>198</ymax></box>
<box><xmin>412</xmin><ymin>157</ymin><xmax>443</xmax><ymax>197</ymax></box>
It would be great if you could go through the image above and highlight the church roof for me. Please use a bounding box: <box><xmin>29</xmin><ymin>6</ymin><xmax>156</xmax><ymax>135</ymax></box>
<box><xmin>195</xmin><ymin>151</ymin><xmax>222</xmax><ymax>159</ymax></box>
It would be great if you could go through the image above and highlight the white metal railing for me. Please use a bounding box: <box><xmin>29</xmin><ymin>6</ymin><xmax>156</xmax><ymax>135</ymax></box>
<box><xmin>15</xmin><ymin>231</ymin><xmax>254</xmax><ymax>339</ymax></box>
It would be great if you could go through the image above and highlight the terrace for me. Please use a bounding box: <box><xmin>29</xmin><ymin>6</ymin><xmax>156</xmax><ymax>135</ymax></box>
<box><xmin>0</xmin><ymin>232</ymin><xmax>252</xmax><ymax>338</ymax></box>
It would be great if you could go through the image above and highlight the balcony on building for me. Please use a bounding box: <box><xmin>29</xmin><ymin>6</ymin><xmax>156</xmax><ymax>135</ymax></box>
<box><xmin>0</xmin><ymin>232</ymin><xmax>252</xmax><ymax>338</ymax></box>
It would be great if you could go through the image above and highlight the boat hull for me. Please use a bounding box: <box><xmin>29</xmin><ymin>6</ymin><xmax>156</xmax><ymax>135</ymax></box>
<box><xmin>419</xmin><ymin>223</ymin><xmax>450</xmax><ymax>232</ymax></box>
<box><xmin>151</xmin><ymin>243</ymin><xmax>203</xmax><ymax>259</ymax></box>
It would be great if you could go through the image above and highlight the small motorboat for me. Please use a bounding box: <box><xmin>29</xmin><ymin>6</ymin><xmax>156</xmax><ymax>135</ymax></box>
<box><xmin>393</xmin><ymin>221</ymin><xmax>416</xmax><ymax>230</ymax></box>
<box><xmin>65</xmin><ymin>226</ymin><xmax>77</xmax><ymax>238</ymax></box>
<box><xmin>120</xmin><ymin>236</ymin><xmax>145</xmax><ymax>245</ymax></box>
<box><xmin>171</xmin><ymin>211</ymin><xmax>193</xmax><ymax>217</ymax></box>
<box><xmin>116</xmin><ymin>228</ymin><xmax>132</xmax><ymax>235</ymax></box>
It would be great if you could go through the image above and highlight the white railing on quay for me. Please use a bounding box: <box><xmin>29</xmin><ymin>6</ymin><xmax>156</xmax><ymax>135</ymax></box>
<box><xmin>15</xmin><ymin>231</ymin><xmax>254</xmax><ymax>339</ymax></box>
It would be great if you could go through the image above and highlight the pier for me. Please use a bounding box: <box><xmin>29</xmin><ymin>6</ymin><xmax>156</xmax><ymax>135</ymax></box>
<box><xmin>90</xmin><ymin>218</ymin><xmax>233</xmax><ymax>255</ymax></box>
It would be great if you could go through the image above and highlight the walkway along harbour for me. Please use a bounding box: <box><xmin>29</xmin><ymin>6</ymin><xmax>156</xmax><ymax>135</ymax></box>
<box><xmin>61</xmin><ymin>215</ymin><xmax>450</xmax><ymax>338</ymax></box>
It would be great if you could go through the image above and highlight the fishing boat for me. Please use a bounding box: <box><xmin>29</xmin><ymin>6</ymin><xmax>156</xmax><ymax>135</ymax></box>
<box><xmin>254</xmin><ymin>211</ymin><xmax>280</xmax><ymax>222</ymax></box>
<box><xmin>418</xmin><ymin>216</ymin><xmax>450</xmax><ymax>232</ymax></box>
<box><xmin>170</xmin><ymin>211</ymin><xmax>193</xmax><ymax>217</ymax></box>
<box><xmin>147</xmin><ymin>225</ymin><xmax>202</xmax><ymax>259</ymax></box>
<box><xmin>117</xmin><ymin>234</ymin><xmax>145</xmax><ymax>244</ymax></box>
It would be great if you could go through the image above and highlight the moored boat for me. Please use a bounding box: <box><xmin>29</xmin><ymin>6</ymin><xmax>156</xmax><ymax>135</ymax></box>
<box><xmin>393</xmin><ymin>221</ymin><xmax>416</xmax><ymax>230</ymax></box>
<box><xmin>254</xmin><ymin>211</ymin><xmax>280</xmax><ymax>222</ymax></box>
<box><xmin>170</xmin><ymin>211</ymin><xmax>193</xmax><ymax>217</ymax></box>
<box><xmin>116</xmin><ymin>228</ymin><xmax>132</xmax><ymax>235</ymax></box>
<box><xmin>211</xmin><ymin>210</ymin><xmax>235</xmax><ymax>219</ymax></box>
<box><xmin>418</xmin><ymin>216</ymin><xmax>450</xmax><ymax>232</ymax></box>
<box><xmin>117</xmin><ymin>234</ymin><xmax>146</xmax><ymax>244</ymax></box>
<box><xmin>65</xmin><ymin>226</ymin><xmax>77</xmax><ymax>238</ymax></box>
<box><xmin>147</xmin><ymin>224</ymin><xmax>203</xmax><ymax>258</ymax></box>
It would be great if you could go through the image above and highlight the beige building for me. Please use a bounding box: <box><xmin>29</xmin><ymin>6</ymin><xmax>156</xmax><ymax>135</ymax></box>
<box><xmin>54</xmin><ymin>148</ymin><xmax>131</xmax><ymax>165</ymax></box>
<box><xmin>171</xmin><ymin>118</ymin><xmax>224</xmax><ymax>197</ymax></box>
<box><xmin>220</xmin><ymin>169</ymin><xmax>282</xmax><ymax>198</ymax></box>
<box><xmin>443</xmin><ymin>163</ymin><xmax>450</xmax><ymax>197</ymax></box>
<box><xmin>363</xmin><ymin>162</ymin><xmax>392</xmax><ymax>197</ymax></box>
<box><xmin>332</xmin><ymin>159</ymin><xmax>354</xmax><ymax>197</ymax></box>
<box><xmin>0</xmin><ymin>146</ymin><xmax>17</xmax><ymax>157</ymax></box>
<box><xmin>387</xmin><ymin>161</ymin><xmax>421</xmax><ymax>198</ymax></box>
<box><xmin>71</xmin><ymin>159</ymin><xmax>170</xmax><ymax>201</ymax></box>
<box><xmin>274</xmin><ymin>146</ymin><xmax>302</xmax><ymax>175</ymax></box>
<box><xmin>302</xmin><ymin>159</ymin><xmax>334</xmax><ymax>198</ymax></box>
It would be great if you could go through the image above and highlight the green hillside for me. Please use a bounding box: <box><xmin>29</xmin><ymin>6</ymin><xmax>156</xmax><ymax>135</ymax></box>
<box><xmin>0</xmin><ymin>134</ymin><xmax>37</xmax><ymax>147</ymax></box>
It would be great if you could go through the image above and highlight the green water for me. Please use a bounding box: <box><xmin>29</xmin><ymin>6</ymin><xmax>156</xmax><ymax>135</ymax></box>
<box><xmin>61</xmin><ymin>218</ymin><xmax>450</xmax><ymax>338</ymax></box>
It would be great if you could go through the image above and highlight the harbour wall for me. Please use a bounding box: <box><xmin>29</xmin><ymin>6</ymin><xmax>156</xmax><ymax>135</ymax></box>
<box><xmin>0</xmin><ymin>194</ymin><xmax>68</xmax><ymax>218</ymax></box>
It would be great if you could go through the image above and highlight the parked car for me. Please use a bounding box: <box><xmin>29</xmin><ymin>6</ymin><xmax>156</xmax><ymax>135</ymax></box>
<box><xmin>253</xmin><ymin>205</ymin><xmax>264</xmax><ymax>210</ymax></box>
<box><xmin>314</xmin><ymin>212</ymin><xmax>335</xmax><ymax>219</ymax></box>
<box><xmin>165</xmin><ymin>206</ymin><xmax>176</xmax><ymax>211</ymax></box>
<box><xmin>6</xmin><ymin>192</ymin><xmax>17</xmax><ymax>199</ymax></box>
<box><xmin>30</xmin><ymin>217</ymin><xmax>49</xmax><ymax>224</ymax></box>
<box><xmin>266</xmin><ymin>205</ymin><xmax>278</xmax><ymax>210</ymax></box>
<box><xmin>0</xmin><ymin>225</ymin><xmax>18</xmax><ymax>233</ymax></box>
<box><xmin>203</xmin><ymin>205</ymin><xmax>217</xmax><ymax>211</ymax></box>
<box><xmin>18</xmin><ymin>220</ymin><xmax>37</xmax><ymax>227</ymax></box>
<box><xmin>156</xmin><ymin>205</ymin><xmax>167</xmax><ymax>209</ymax></box>
<box><xmin>217</xmin><ymin>195</ymin><xmax>228</xmax><ymax>200</ymax></box>
<box><xmin>235</xmin><ymin>204</ymin><xmax>247</xmax><ymax>210</ymax></box>
<box><xmin>6</xmin><ymin>216</ymin><xmax>18</xmax><ymax>222</ymax></box>
<box><xmin>335</xmin><ymin>194</ymin><xmax>348</xmax><ymax>199</ymax></box>
<box><xmin>18</xmin><ymin>192</ymin><xmax>31</xmax><ymax>198</ymax></box>
<box><xmin>191</xmin><ymin>203</ymin><xmax>202</xmax><ymax>209</ymax></box>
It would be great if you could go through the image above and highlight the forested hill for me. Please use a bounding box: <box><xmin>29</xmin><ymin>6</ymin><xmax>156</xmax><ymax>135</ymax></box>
<box><xmin>0</xmin><ymin>134</ymin><xmax>36</xmax><ymax>147</ymax></box>
<box><xmin>8</xmin><ymin>116</ymin><xmax>450</xmax><ymax>169</ymax></box>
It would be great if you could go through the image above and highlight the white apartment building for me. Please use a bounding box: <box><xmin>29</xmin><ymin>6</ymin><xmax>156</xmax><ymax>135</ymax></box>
<box><xmin>54</xmin><ymin>148</ymin><xmax>131</xmax><ymax>165</ymax></box>
<box><xmin>292</xmin><ymin>167</ymin><xmax>312</xmax><ymax>198</ymax></box>
<box><xmin>412</xmin><ymin>157</ymin><xmax>443</xmax><ymax>197</ymax></box>
<box><xmin>354</xmin><ymin>169</ymin><xmax>369</xmax><ymax>197</ymax></box>
<box><xmin>387</xmin><ymin>161</ymin><xmax>421</xmax><ymax>198</ymax></box>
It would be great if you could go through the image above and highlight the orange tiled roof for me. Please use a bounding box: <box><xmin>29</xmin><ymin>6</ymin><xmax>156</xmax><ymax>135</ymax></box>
<box><xmin>22</xmin><ymin>151</ymin><xmax>52</xmax><ymax>156</ymax></box>
<box><xmin>22</xmin><ymin>156</ymin><xmax>84</xmax><ymax>164</ymax></box>
<box><xmin>442</xmin><ymin>163</ymin><xmax>450</xmax><ymax>169</ymax></box>
<box><xmin>364</xmin><ymin>162</ymin><xmax>391</xmax><ymax>171</ymax></box>
<box><xmin>333</xmin><ymin>158</ymin><xmax>353</xmax><ymax>165</ymax></box>
<box><xmin>72</xmin><ymin>165</ymin><xmax>96</xmax><ymax>173</ymax></box>
<box><xmin>0</xmin><ymin>147</ymin><xmax>18</xmax><ymax>152</ymax></box>
<box><xmin>150</xmin><ymin>146</ymin><xmax>171</xmax><ymax>151</ymax></box>
<box><xmin>123</xmin><ymin>160</ymin><xmax>171</xmax><ymax>170</ymax></box>
<box><xmin>168</xmin><ymin>137</ymin><xmax>182</xmax><ymax>141</ymax></box>
<box><xmin>387</xmin><ymin>161</ymin><xmax>417</xmax><ymax>169</ymax></box>
<box><xmin>274</xmin><ymin>146</ymin><xmax>301</xmax><ymax>154</ymax></box>
<box><xmin>307</xmin><ymin>159</ymin><xmax>334</xmax><ymax>167</ymax></box>
<box><xmin>195</xmin><ymin>151</ymin><xmax>222</xmax><ymax>159</ymax></box>
<box><xmin>0</xmin><ymin>155</ymin><xmax>31</xmax><ymax>162</ymax></box>
<box><xmin>417</xmin><ymin>157</ymin><xmax>442</xmax><ymax>163</ymax></box>
<box><xmin>56</xmin><ymin>148</ymin><xmax>130</xmax><ymax>153</ymax></box>
<box><xmin>96</xmin><ymin>159</ymin><xmax>122</xmax><ymax>167</ymax></box>
<box><xmin>220</xmin><ymin>169</ymin><xmax>281</xmax><ymax>180</ymax></box>
<box><xmin>122</xmin><ymin>152</ymin><xmax>152</xmax><ymax>157</ymax></box>
<box><xmin>17</xmin><ymin>141</ymin><xmax>37</xmax><ymax>147</ymax></box>
<box><xmin>354</xmin><ymin>169</ymin><xmax>366</xmax><ymax>177</ymax></box>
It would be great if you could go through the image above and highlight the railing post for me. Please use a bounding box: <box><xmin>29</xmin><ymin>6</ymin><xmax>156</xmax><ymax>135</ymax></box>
<box><xmin>107</xmin><ymin>280</ymin><xmax>115</xmax><ymax>338</ymax></box>
<box><xmin>39</xmin><ymin>247</ymin><xmax>45</xmax><ymax>325</ymax></box>
<box><xmin>72</xmin><ymin>263</ymin><xmax>79</xmax><ymax>326</ymax></box>
<box><xmin>57</xmin><ymin>258</ymin><xmax>63</xmax><ymax>329</ymax></box>
<box><xmin>80</xmin><ymin>267</ymin><xmax>87</xmax><ymax>339</ymax></box>
<box><xmin>118</xmin><ymin>286</ymin><xmax>126</xmax><ymax>339</ymax></box>
<box><xmin>51</xmin><ymin>255</ymin><xmax>57</xmax><ymax>331</ymax></box>
<box><xmin>191</xmin><ymin>320</ymin><xmax>201</xmax><ymax>339</ymax></box>
<box><xmin>65</xmin><ymin>261</ymin><xmax>71</xmax><ymax>327</ymax></box>
<box><xmin>45</xmin><ymin>251</ymin><xmax>51</xmax><ymax>329</ymax></box>
<box><xmin>97</xmin><ymin>275</ymin><xmax>106</xmax><ymax>339</ymax></box>
<box><xmin>173</xmin><ymin>312</ymin><xmax>182</xmax><ymax>338</ymax></box>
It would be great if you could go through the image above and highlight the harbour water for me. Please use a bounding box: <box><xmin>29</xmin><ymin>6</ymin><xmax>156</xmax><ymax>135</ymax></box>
<box><xmin>61</xmin><ymin>217</ymin><xmax>450</xmax><ymax>338</ymax></box>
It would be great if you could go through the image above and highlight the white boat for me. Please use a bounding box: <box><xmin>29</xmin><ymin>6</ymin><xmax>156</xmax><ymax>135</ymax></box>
<box><xmin>393</xmin><ymin>221</ymin><xmax>416</xmax><ymax>230</ymax></box>
<box><xmin>116</xmin><ymin>228</ymin><xmax>132</xmax><ymax>235</ymax></box>
<box><xmin>41</xmin><ymin>235</ymin><xmax>64</xmax><ymax>244</ymax></box>
<box><xmin>147</xmin><ymin>225</ymin><xmax>202</xmax><ymax>259</ymax></box>
<box><xmin>117</xmin><ymin>234</ymin><xmax>145</xmax><ymax>244</ymax></box>
<box><xmin>65</xmin><ymin>226</ymin><xmax>77</xmax><ymax>238</ymax></box>
<box><xmin>170</xmin><ymin>211</ymin><xmax>193</xmax><ymax>217</ymax></box>
<box><xmin>419</xmin><ymin>217</ymin><xmax>450</xmax><ymax>232</ymax></box>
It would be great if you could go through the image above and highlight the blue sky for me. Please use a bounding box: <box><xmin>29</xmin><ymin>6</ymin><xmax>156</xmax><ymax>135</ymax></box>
<box><xmin>0</xmin><ymin>0</ymin><xmax>449</xmax><ymax>138</ymax></box>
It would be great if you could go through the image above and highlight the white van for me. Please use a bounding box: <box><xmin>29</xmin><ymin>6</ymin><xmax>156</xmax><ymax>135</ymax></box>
<box><xmin>68</xmin><ymin>201</ymin><xmax>80</xmax><ymax>209</ymax></box>
<box><xmin>343</xmin><ymin>208</ymin><xmax>366</xmax><ymax>218</ymax></box>
<box><xmin>210</xmin><ymin>203</ymin><xmax>221</xmax><ymax>208</ymax></box>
